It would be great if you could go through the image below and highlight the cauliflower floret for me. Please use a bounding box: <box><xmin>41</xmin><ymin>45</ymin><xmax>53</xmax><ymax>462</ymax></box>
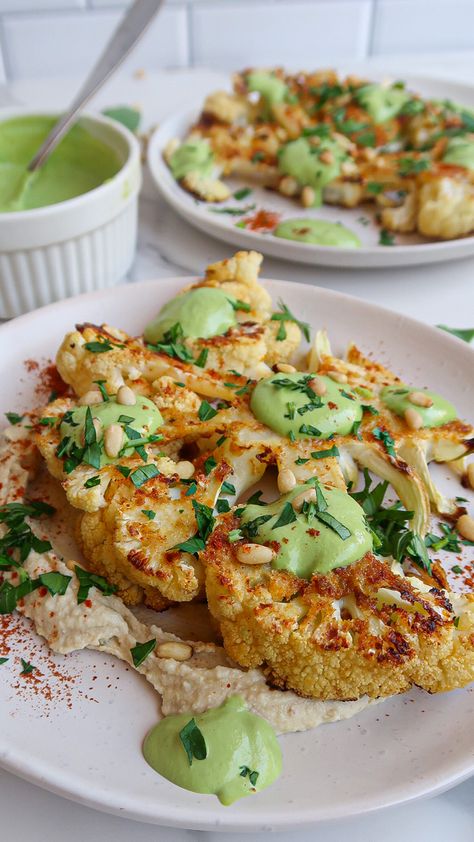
<box><xmin>79</xmin><ymin>453</ymin><xmax>230</xmax><ymax>605</ymax></box>
<box><xmin>181</xmin><ymin>171</ymin><xmax>231</xmax><ymax>202</ymax></box>
<box><xmin>151</xmin><ymin>376</ymin><xmax>201</xmax><ymax>415</ymax></box>
<box><xmin>202</xmin><ymin>90</ymin><xmax>248</xmax><ymax>124</ymax></box>
<box><xmin>205</xmin><ymin>524</ymin><xmax>474</xmax><ymax>700</ymax></box>
<box><xmin>203</xmin><ymin>250</ymin><xmax>272</xmax><ymax>321</ymax></box>
<box><xmin>323</xmin><ymin>180</ymin><xmax>364</xmax><ymax>208</ymax></box>
<box><xmin>263</xmin><ymin>320</ymin><xmax>301</xmax><ymax>367</ymax></box>
<box><xmin>417</xmin><ymin>176</ymin><xmax>474</xmax><ymax>239</ymax></box>
<box><xmin>380</xmin><ymin>190</ymin><xmax>417</xmax><ymax>233</ymax></box>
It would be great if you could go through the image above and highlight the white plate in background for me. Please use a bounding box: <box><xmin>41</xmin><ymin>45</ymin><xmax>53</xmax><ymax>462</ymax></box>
<box><xmin>148</xmin><ymin>75</ymin><xmax>474</xmax><ymax>269</ymax></box>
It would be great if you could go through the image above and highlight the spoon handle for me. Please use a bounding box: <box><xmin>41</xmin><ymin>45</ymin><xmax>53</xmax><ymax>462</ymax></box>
<box><xmin>28</xmin><ymin>0</ymin><xmax>164</xmax><ymax>171</ymax></box>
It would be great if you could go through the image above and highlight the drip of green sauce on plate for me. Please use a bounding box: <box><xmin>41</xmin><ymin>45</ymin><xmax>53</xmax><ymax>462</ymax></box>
<box><xmin>274</xmin><ymin>218</ymin><xmax>361</xmax><ymax>248</ymax></box>
<box><xmin>143</xmin><ymin>695</ymin><xmax>282</xmax><ymax>805</ymax></box>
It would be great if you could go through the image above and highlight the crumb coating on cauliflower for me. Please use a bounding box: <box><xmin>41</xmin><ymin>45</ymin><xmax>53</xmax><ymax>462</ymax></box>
<box><xmin>204</xmin><ymin>514</ymin><xmax>474</xmax><ymax>700</ymax></box>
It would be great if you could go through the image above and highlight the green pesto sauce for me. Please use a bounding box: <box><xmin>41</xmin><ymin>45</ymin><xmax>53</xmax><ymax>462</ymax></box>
<box><xmin>247</xmin><ymin>71</ymin><xmax>288</xmax><ymax>109</ymax></box>
<box><xmin>442</xmin><ymin>136</ymin><xmax>474</xmax><ymax>171</ymax></box>
<box><xmin>278</xmin><ymin>137</ymin><xmax>346</xmax><ymax>205</ymax></box>
<box><xmin>169</xmin><ymin>140</ymin><xmax>214</xmax><ymax>181</ymax></box>
<box><xmin>274</xmin><ymin>218</ymin><xmax>361</xmax><ymax>248</ymax></box>
<box><xmin>380</xmin><ymin>385</ymin><xmax>457</xmax><ymax>428</ymax></box>
<box><xmin>61</xmin><ymin>395</ymin><xmax>163</xmax><ymax>467</ymax></box>
<box><xmin>144</xmin><ymin>287</ymin><xmax>237</xmax><ymax>342</ymax></box>
<box><xmin>0</xmin><ymin>116</ymin><xmax>122</xmax><ymax>213</ymax></box>
<box><xmin>143</xmin><ymin>695</ymin><xmax>282</xmax><ymax>806</ymax></box>
<box><xmin>241</xmin><ymin>483</ymin><xmax>372</xmax><ymax>577</ymax></box>
<box><xmin>356</xmin><ymin>84</ymin><xmax>410</xmax><ymax>124</ymax></box>
<box><xmin>250</xmin><ymin>372</ymin><xmax>363</xmax><ymax>440</ymax></box>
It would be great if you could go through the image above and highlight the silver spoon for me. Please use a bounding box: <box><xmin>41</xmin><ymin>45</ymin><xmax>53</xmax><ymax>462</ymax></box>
<box><xmin>28</xmin><ymin>0</ymin><xmax>164</xmax><ymax>172</ymax></box>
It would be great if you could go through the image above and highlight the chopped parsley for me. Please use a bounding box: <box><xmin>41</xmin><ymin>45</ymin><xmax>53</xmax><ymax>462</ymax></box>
<box><xmin>141</xmin><ymin>509</ymin><xmax>156</xmax><ymax>520</ymax></box>
<box><xmin>271</xmin><ymin>299</ymin><xmax>311</xmax><ymax>342</ymax></box>
<box><xmin>0</xmin><ymin>657</ymin><xmax>8</xmax><ymax>665</ymax></box>
<box><xmin>20</xmin><ymin>658</ymin><xmax>36</xmax><ymax>676</ymax></box>
<box><xmin>39</xmin><ymin>571</ymin><xmax>71</xmax><ymax>596</ymax></box>
<box><xmin>228</xmin><ymin>529</ymin><xmax>243</xmax><ymax>542</ymax></box>
<box><xmin>239</xmin><ymin>766</ymin><xmax>259</xmax><ymax>787</ymax></box>
<box><xmin>171</xmin><ymin>500</ymin><xmax>215</xmax><ymax>555</ymax></box>
<box><xmin>299</xmin><ymin>424</ymin><xmax>322</xmax><ymax>437</ymax></box>
<box><xmin>233</xmin><ymin>187</ymin><xmax>253</xmax><ymax>200</ymax></box>
<box><xmin>216</xmin><ymin>499</ymin><xmax>231</xmax><ymax>513</ymax></box>
<box><xmin>93</xmin><ymin>380</ymin><xmax>109</xmax><ymax>401</ymax></box>
<box><xmin>38</xmin><ymin>417</ymin><xmax>57</xmax><ymax>427</ymax></box>
<box><xmin>221</xmin><ymin>481</ymin><xmax>236</xmax><ymax>496</ymax></box>
<box><xmin>179</xmin><ymin>718</ymin><xmax>207</xmax><ymax>765</ymax></box>
<box><xmin>130</xmin><ymin>638</ymin><xmax>156</xmax><ymax>667</ymax></box>
<box><xmin>372</xmin><ymin>426</ymin><xmax>397</xmax><ymax>458</ymax></box>
<box><xmin>242</xmin><ymin>513</ymin><xmax>273</xmax><ymax>539</ymax></box>
<box><xmin>74</xmin><ymin>565</ymin><xmax>118</xmax><ymax>604</ymax></box>
<box><xmin>198</xmin><ymin>400</ymin><xmax>218</xmax><ymax>421</ymax></box>
<box><xmin>129</xmin><ymin>464</ymin><xmax>160</xmax><ymax>488</ymax></box>
<box><xmin>398</xmin><ymin>157</ymin><xmax>429</xmax><ymax>177</ymax></box>
<box><xmin>272</xmin><ymin>501</ymin><xmax>297</xmax><ymax>530</ymax></box>
<box><xmin>211</xmin><ymin>203</ymin><xmax>256</xmax><ymax>215</ymax></box>
<box><xmin>5</xmin><ymin>412</ymin><xmax>23</xmax><ymax>425</ymax></box>
<box><xmin>204</xmin><ymin>456</ymin><xmax>217</xmax><ymax>475</ymax></box>
<box><xmin>195</xmin><ymin>348</ymin><xmax>209</xmax><ymax>368</ymax></box>
<box><xmin>246</xmin><ymin>490</ymin><xmax>267</xmax><ymax>506</ymax></box>
<box><xmin>83</xmin><ymin>337</ymin><xmax>123</xmax><ymax>354</ymax></box>
<box><xmin>451</xmin><ymin>565</ymin><xmax>463</xmax><ymax>575</ymax></box>
<box><xmin>379</xmin><ymin>228</ymin><xmax>395</xmax><ymax>246</ymax></box>
<box><xmin>311</xmin><ymin>445</ymin><xmax>340</xmax><ymax>459</ymax></box>
<box><xmin>84</xmin><ymin>475</ymin><xmax>100</xmax><ymax>488</ymax></box>
<box><xmin>366</xmin><ymin>181</ymin><xmax>383</xmax><ymax>195</ymax></box>
<box><xmin>437</xmin><ymin>325</ymin><xmax>474</xmax><ymax>343</ymax></box>
<box><xmin>147</xmin><ymin>322</ymin><xmax>195</xmax><ymax>363</ymax></box>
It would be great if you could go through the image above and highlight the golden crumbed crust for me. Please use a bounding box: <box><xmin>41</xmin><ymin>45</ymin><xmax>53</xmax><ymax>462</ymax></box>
<box><xmin>204</xmin><ymin>514</ymin><xmax>474</xmax><ymax>700</ymax></box>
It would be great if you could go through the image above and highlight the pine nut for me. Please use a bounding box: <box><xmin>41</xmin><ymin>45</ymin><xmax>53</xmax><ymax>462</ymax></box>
<box><xmin>327</xmin><ymin>371</ymin><xmax>348</xmax><ymax>384</ymax></box>
<box><xmin>104</xmin><ymin>423</ymin><xmax>124</xmax><ymax>458</ymax></box>
<box><xmin>292</xmin><ymin>487</ymin><xmax>316</xmax><ymax>512</ymax></box>
<box><xmin>236</xmin><ymin>543</ymin><xmax>275</xmax><ymax>565</ymax></box>
<box><xmin>409</xmin><ymin>391</ymin><xmax>433</xmax><ymax>408</ymax></box>
<box><xmin>404</xmin><ymin>407</ymin><xmax>423</xmax><ymax>430</ymax></box>
<box><xmin>176</xmin><ymin>460</ymin><xmax>195</xmax><ymax>480</ymax></box>
<box><xmin>78</xmin><ymin>390</ymin><xmax>103</xmax><ymax>406</ymax></box>
<box><xmin>467</xmin><ymin>463</ymin><xmax>474</xmax><ymax>491</ymax></box>
<box><xmin>279</xmin><ymin>175</ymin><xmax>299</xmax><ymax>197</ymax></box>
<box><xmin>278</xmin><ymin>468</ymin><xmax>297</xmax><ymax>494</ymax></box>
<box><xmin>301</xmin><ymin>186</ymin><xmax>316</xmax><ymax>208</ymax></box>
<box><xmin>457</xmin><ymin>514</ymin><xmax>474</xmax><ymax>542</ymax></box>
<box><xmin>156</xmin><ymin>641</ymin><xmax>193</xmax><ymax>661</ymax></box>
<box><xmin>277</xmin><ymin>363</ymin><xmax>296</xmax><ymax>373</ymax></box>
<box><xmin>319</xmin><ymin>149</ymin><xmax>334</xmax><ymax>164</ymax></box>
<box><xmin>117</xmin><ymin>385</ymin><xmax>136</xmax><ymax>406</ymax></box>
<box><xmin>308</xmin><ymin>376</ymin><xmax>327</xmax><ymax>396</ymax></box>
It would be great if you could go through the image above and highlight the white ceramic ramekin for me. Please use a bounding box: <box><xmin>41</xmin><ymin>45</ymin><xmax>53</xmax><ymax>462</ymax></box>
<box><xmin>0</xmin><ymin>108</ymin><xmax>142</xmax><ymax>318</ymax></box>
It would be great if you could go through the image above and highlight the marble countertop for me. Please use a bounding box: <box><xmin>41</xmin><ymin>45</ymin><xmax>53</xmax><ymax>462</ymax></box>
<box><xmin>1</xmin><ymin>59</ymin><xmax>474</xmax><ymax>841</ymax></box>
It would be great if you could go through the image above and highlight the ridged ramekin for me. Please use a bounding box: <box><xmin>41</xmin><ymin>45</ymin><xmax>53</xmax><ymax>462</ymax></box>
<box><xmin>0</xmin><ymin>108</ymin><xmax>142</xmax><ymax>318</ymax></box>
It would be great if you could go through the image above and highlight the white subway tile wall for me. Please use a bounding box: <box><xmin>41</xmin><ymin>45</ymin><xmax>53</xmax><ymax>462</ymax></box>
<box><xmin>0</xmin><ymin>0</ymin><xmax>470</xmax><ymax>81</ymax></box>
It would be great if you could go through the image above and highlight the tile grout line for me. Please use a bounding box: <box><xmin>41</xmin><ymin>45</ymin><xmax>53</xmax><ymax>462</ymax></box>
<box><xmin>185</xmin><ymin>1</ymin><xmax>194</xmax><ymax>68</ymax></box>
<box><xmin>0</xmin><ymin>17</ymin><xmax>12</xmax><ymax>82</ymax></box>
<box><xmin>366</xmin><ymin>0</ymin><xmax>378</xmax><ymax>57</ymax></box>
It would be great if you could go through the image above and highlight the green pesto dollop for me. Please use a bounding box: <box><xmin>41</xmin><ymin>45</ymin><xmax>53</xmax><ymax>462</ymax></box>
<box><xmin>144</xmin><ymin>287</ymin><xmax>237</xmax><ymax>343</ymax></box>
<box><xmin>274</xmin><ymin>218</ymin><xmax>361</xmax><ymax>248</ymax></box>
<box><xmin>442</xmin><ymin>136</ymin><xmax>474</xmax><ymax>171</ymax></box>
<box><xmin>250</xmin><ymin>372</ymin><xmax>363</xmax><ymax>440</ymax></box>
<box><xmin>0</xmin><ymin>116</ymin><xmax>122</xmax><ymax>213</ymax></box>
<box><xmin>61</xmin><ymin>395</ymin><xmax>163</xmax><ymax>467</ymax></box>
<box><xmin>278</xmin><ymin>136</ymin><xmax>346</xmax><ymax>205</ymax></box>
<box><xmin>169</xmin><ymin>140</ymin><xmax>214</xmax><ymax>181</ymax></box>
<box><xmin>356</xmin><ymin>83</ymin><xmax>410</xmax><ymax>124</ymax></box>
<box><xmin>241</xmin><ymin>482</ymin><xmax>372</xmax><ymax>577</ymax></box>
<box><xmin>143</xmin><ymin>695</ymin><xmax>282</xmax><ymax>806</ymax></box>
<box><xmin>380</xmin><ymin>385</ymin><xmax>457</xmax><ymax>428</ymax></box>
<box><xmin>247</xmin><ymin>71</ymin><xmax>288</xmax><ymax>109</ymax></box>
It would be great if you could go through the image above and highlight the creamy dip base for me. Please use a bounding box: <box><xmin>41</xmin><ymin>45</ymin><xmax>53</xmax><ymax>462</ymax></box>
<box><xmin>1</xmin><ymin>428</ymin><xmax>375</xmax><ymax>735</ymax></box>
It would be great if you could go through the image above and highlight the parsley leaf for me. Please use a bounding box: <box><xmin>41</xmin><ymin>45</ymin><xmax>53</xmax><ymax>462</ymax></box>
<box><xmin>270</xmin><ymin>299</ymin><xmax>311</xmax><ymax>342</ymax></box>
<box><xmin>272</xmin><ymin>501</ymin><xmax>297</xmax><ymax>530</ymax></box>
<box><xmin>198</xmin><ymin>400</ymin><xmax>218</xmax><ymax>421</ymax></box>
<box><xmin>437</xmin><ymin>325</ymin><xmax>474</xmax><ymax>343</ymax></box>
<box><xmin>129</xmin><ymin>464</ymin><xmax>160</xmax><ymax>488</ymax></box>
<box><xmin>84</xmin><ymin>475</ymin><xmax>100</xmax><ymax>488</ymax></box>
<box><xmin>372</xmin><ymin>426</ymin><xmax>397</xmax><ymax>458</ymax></box>
<box><xmin>130</xmin><ymin>638</ymin><xmax>156</xmax><ymax>667</ymax></box>
<box><xmin>20</xmin><ymin>658</ymin><xmax>36</xmax><ymax>676</ymax></box>
<box><xmin>142</xmin><ymin>509</ymin><xmax>156</xmax><ymax>520</ymax></box>
<box><xmin>5</xmin><ymin>412</ymin><xmax>23</xmax><ymax>425</ymax></box>
<box><xmin>39</xmin><ymin>572</ymin><xmax>71</xmax><ymax>596</ymax></box>
<box><xmin>74</xmin><ymin>565</ymin><xmax>117</xmax><ymax>604</ymax></box>
<box><xmin>179</xmin><ymin>718</ymin><xmax>207</xmax><ymax>765</ymax></box>
<box><xmin>379</xmin><ymin>228</ymin><xmax>395</xmax><ymax>246</ymax></box>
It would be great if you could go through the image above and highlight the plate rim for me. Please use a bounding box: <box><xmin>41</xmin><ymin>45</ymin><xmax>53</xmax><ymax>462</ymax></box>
<box><xmin>0</xmin><ymin>275</ymin><xmax>473</xmax><ymax>830</ymax></box>
<box><xmin>147</xmin><ymin>72</ymin><xmax>474</xmax><ymax>269</ymax></box>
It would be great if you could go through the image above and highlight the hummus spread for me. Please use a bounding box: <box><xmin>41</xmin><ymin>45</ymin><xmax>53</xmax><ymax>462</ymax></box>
<box><xmin>0</xmin><ymin>427</ymin><xmax>374</xmax><ymax>734</ymax></box>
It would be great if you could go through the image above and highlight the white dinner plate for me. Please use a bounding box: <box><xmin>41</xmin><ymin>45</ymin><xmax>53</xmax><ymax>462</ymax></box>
<box><xmin>0</xmin><ymin>276</ymin><xmax>473</xmax><ymax>832</ymax></box>
<box><xmin>148</xmin><ymin>74</ymin><xmax>474</xmax><ymax>269</ymax></box>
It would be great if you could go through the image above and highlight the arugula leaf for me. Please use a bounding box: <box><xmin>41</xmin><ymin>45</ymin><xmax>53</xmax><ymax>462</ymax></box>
<box><xmin>130</xmin><ymin>638</ymin><xmax>156</xmax><ymax>667</ymax></box>
<box><xmin>179</xmin><ymin>718</ymin><xmax>207</xmax><ymax>765</ymax></box>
